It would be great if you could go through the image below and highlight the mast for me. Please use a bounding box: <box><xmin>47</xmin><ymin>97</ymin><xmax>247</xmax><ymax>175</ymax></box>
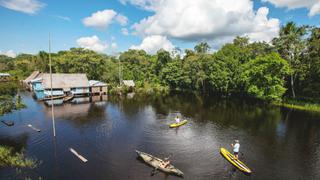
<box><xmin>49</xmin><ymin>33</ymin><xmax>56</xmax><ymax>137</ymax></box>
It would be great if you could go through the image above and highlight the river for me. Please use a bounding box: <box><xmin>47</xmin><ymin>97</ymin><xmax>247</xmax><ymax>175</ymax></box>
<box><xmin>1</xmin><ymin>91</ymin><xmax>320</xmax><ymax>180</ymax></box>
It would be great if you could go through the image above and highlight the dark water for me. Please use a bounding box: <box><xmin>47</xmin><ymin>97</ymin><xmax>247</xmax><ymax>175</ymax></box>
<box><xmin>1</xmin><ymin>92</ymin><xmax>320</xmax><ymax>180</ymax></box>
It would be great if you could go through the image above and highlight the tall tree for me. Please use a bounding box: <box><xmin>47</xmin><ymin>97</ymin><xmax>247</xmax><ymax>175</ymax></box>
<box><xmin>194</xmin><ymin>42</ymin><xmax>210</xmax><ymax>54</ymax></box>
<box><xmin>242</xmin><ymin>53</ymin><xmax>291</xmax><ymax>101</ymax></box>
<box><xmin>155</xmin><ymin>49</ymin><xmax>171</xmax><ymax>75</ymax></box>
<box><xmin>302</xmin><ymin>27</ymin><xmax>320</xmax><ymax>97</ymax></box>
<box><xmin>272</xmin><ymin>22</ymin><xmax>307</xmax><ymax>98</ymax></box>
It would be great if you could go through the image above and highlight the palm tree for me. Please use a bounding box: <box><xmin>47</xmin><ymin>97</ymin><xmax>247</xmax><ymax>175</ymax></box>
<box><xmin>194</xmin><ymin>42</ymin><xmax>210</xmax><ymax>54</ymax></box>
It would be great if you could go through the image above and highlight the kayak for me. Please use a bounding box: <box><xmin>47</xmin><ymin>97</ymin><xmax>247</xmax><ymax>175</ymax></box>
<box><xmin>220</xmin><ymin>148</ymin><xmax>252</xmax><ymax>174</ymax></box>
<box><xmin>169</xmin><ymin>120</ymin><xmax>188</xmax><ymax>128</ymax></box>
<box><xmin>135</xmin><ymin>150</ymin><xmax>184</xmax><ymax>176</ymax></box>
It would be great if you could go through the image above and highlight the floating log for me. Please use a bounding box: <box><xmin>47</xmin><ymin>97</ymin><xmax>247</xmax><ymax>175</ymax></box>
<box><xmin>1</xmin><ymin>120</ymin><xmax>14</xmax><ymax>126</ymax></box>
<box><xmin>27</xmin><ymin>124</ymin><xmax>41</xmax><ymax>132</ymax></box>
<box><xmin>69</xmin><ymin>148</ymin><xmax>88</xmax><ymax>162</ymax></box>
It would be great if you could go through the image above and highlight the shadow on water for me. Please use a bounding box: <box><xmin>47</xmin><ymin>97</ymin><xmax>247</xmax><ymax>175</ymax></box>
<box><xmin>0</xmin><ymin>133</ymin><xmax>29</xmax><ymax>152</ymax></box>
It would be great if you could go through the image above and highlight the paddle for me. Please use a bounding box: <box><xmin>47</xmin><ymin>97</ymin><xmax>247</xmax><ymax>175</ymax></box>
<box><xmin>150</xmin><ymin>167</ymin><xmax>159</xmax><ymax>176</ymax></box>
<box><xmin>150</xmin><ymin>154</ymin><xmax>172</xmax><ymax>176</ymax></box>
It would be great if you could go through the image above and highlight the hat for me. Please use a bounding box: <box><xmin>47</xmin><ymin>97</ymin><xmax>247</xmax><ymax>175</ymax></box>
<box><xmin>235</xmin><ymin>140</ymin><xmax>239</xmax><ymax>143</ymax></box>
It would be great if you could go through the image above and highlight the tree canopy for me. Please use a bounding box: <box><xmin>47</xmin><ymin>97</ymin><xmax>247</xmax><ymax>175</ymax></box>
<box><xmin>1</xmin><ymin>23</ymin><xmax>319</xmax><ymax>102</ymax></box>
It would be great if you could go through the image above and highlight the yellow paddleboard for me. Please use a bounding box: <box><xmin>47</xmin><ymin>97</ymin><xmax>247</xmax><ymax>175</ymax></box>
<box><xmin>169</xmin><ymin>120</ymin><xmax>188</xmax><ymax>128</ymax></box>
<box><xmin>220</xmin><ymin>148</ymin><xmax>252</xmax><ymax>174</ymax></box>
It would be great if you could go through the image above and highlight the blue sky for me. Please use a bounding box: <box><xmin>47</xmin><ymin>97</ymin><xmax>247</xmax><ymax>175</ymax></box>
<box><xmin>0</xmin><ymin>0</ymin><xmax>319</xmax><ymax>57</ymax></box>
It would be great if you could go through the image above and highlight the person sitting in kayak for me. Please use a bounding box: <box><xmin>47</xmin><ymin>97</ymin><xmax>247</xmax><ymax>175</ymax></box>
<box><xmin>160</xmin><ymin>158</ymin><xmax>171</xmax><ymax>168</ymax></box>
<box><xmin>231</xmin><ymin>140</ymin><xmax>240</xmax><ymax>159</ymax></box>
<box><xmin>175</xmin><ymin>116</ymin><xmax>180</xmax><ymax>123</ymax></box>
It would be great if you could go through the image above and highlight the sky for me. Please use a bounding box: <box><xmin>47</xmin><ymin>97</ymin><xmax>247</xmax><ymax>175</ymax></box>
<box><xmin>0</xmin><ymin>0</ymin><xmax>319</xmax><ymax>57</ymax></box>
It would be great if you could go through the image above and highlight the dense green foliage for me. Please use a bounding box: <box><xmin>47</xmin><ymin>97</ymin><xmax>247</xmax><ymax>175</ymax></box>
<box><xmin>242</xmin><ymin>53</ymin><xmax>291</xmax><ymax>101</ymax></box>
<box><xmin>0</xmin><ymin>146</ymin><xmax>36</xmax><ymax>168</ymax></box>
<box><xmin>0</xmin><ymin>82</ymin><xmax>26</xmax><ymax>116</ymax></box>
<box><xmin>0</xmin><ymin>23</ymin><xmax>319</xmax><ymax>102</ymax></box>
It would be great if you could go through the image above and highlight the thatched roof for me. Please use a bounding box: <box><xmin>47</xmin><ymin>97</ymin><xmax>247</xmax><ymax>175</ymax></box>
<box><xmin>23</xmin><ymin>71</ymin><xmax>41</xmax><ymax>83</ymax></box>
<box><xmin>89</xmin><ymin>80</ymin><xmax>107</xmax><ymax>87</ymax></box>
<box><xmin>122</xmin><ymin>80</ymin><xmax>135</xmax><ymax>87</ymax></box>
<box><xmin>41</xmin><ymin>73</ymin><xmax>89</xmax><ymax>90</ymax></box>
<box><xmin>0</xmin><ymin>73</ymin><xmax>10</xmax><ymax>77</ymax></box>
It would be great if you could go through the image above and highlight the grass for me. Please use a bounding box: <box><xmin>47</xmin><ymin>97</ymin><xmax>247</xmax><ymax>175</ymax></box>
<box><xmin>0</xmin><ymin>146</ymin><xmax>36</xmax><ymax>168</ymax></box>
<box><xmin>274</xmin><ymin>100</ymin><xmax>320</xmax><ymax>112</ymax></box>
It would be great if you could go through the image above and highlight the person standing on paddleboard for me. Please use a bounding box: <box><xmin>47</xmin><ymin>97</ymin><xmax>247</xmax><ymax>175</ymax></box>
<box><xmin>231</xmin><ymin>140</ymin><xmax>240</xmax><ymax>159</ymax></box>
<box><xmin>175</xmin><ymin>116</ymin><xmax>180</xmax><ymax>123</ymax></box>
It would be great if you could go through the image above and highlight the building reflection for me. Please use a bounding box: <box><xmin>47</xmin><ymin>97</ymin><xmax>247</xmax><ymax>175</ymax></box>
<box><xmin>43</xmin><ymin>95</ymin><xmax>108</xmax><ymax>122</ymax></box>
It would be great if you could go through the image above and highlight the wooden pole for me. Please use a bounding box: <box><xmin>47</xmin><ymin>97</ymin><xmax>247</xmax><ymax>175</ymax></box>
<box><xmin>118</xmin><ymin>57</ymin><xmax>121</xmax><ymax>86</ymax></box>
<box><xmin>70</xmin><ymin>148</ymin><xmax>88</xmax><ymax>162</ymax></box>
<box><xmin>49</xmin><ymin>33</ymin><xmax>56</xmax><ymax>137</ymax></box>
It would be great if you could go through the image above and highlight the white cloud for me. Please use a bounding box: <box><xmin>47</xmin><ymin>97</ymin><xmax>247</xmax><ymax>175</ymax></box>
<box><xmin>121</xmin><ymin>28</ymin><xmax>129</xmax><ymax>35</ymax></box>
<box><xmin>0</xmin><ymin>0</ymin><xmax>45</xmax><ymax>14</ymax></box>
<box><xmin>83</xmin><ymin>9</ymin><xmax>117</xmax><ymax>29</ymax></box>
<box><xmin>76</xmin><ymin>35</ymin><xmax>108</xmax><ymax>52</ymax></box>
<box><xmin>115</xmin><ymin>14</ymin><xmax>128</xmax><ymax>26</ymax></box>
<box><xmin>262</xmin><ymin>0</ymin><xmax>320</xmax><ymax>17</ymax></box>
<box><xmin>130</xmin><ymin>35</ymin><xmax>174</xmax><ymax>54</ymax></box>
<box><xmin>131</xmin><ymin>0</ymin><xmax>279</xmax><ymax>45</ymax></box>
<box><xmin>82</xmin><ymin>9</ymin><xmax>129</xmax><ymax>30</ymax></box>
<box><xmin>0</xmin><ymin>50</ymin><xmax>16</xmax><ymax>58</ymax></box>
<box><xmin>309</xmin><ymin>2</ymin><xmax>320</xmax><ymax>16</ymax></box>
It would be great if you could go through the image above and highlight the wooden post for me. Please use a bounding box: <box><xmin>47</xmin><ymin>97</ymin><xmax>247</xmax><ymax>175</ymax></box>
<box><xmin>49</xmin><ymin>33</ymin><xmax>56</xmax><ymax>137</ymax></box>
<box><xmin>70</xmin><ymin>148</ymin><xmax>88</xmax><ymax>162</ymax></box>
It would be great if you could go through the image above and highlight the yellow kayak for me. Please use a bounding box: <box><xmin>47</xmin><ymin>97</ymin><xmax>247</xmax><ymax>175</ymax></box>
<box><xmin>169</xmin><ymin>120</ymin><xmax>188</xmax><ymax>128</ymax></box>
<box><xmin>220</xmin><ymin>148</ymin><xmax>252</xmax><ymax>174</ymax></box>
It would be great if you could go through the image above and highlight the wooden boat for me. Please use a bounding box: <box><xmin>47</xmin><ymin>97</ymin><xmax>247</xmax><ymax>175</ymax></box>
<box><xmin>42</xmin><ymin>95</ymin><xmax>64</xmax><ymax>101</ymax></box>
<box><xmin>135</xmin><ymin>150</ymin><xmax>184</xmax><ymax>177</ymax></box>
<box><xmin>169</xmin><ymin>120</ymin><xmax>188</xmax><ymax>128</ymax></box>
<box><xmin>220</xmin><ymin>148</ymin><xmax>252</xmax><ymax>174</ymax></box>
<box><xmin>63</xmin><ymin>94</ymin><xmax>74</xmax><ymax>102</ymax></box>
<box><xmin>1</xmin><ymin>120</ymin><xmax>14</xmax><ymax>126</ymax></box>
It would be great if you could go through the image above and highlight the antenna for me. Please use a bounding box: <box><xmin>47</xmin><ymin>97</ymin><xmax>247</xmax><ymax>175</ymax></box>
<box><xmin>49</xmin><ymin>33</ymin><xmax>56</xmax><ymax>137</ymax></box>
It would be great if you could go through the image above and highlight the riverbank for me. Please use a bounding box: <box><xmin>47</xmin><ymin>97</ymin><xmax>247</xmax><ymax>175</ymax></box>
<box><xmin>0</xmin><ymin>146</ymin><xmax>36</xmax><ymax>168</ymax></box>
<box><xmin>274</xmin><ymin>99</ymin><xmax>320</xmax><ymax>113</ymax></box>
<box><xmin>0</xmin><ymin>82</ymin><xmax>26</xmax><ymax>116</ymax></box>
<box><xmin>108</xmin><ymin>83</ymin><xmax>169</xmax><ymax>96</ymax></box>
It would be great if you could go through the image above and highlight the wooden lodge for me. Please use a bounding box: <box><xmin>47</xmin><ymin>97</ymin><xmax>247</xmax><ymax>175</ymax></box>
<box><xmin>23</xmin><ymin>71</ymin><xmax>42</xmax><ymax>90</ymax></box>
<box><xmin>30</xmin><ymin>73</ymin><xmax>90</xmax><ymax>100</ymax></box>
<box><xmin>89</xmin><ymin>80</ymin><xmax>107</xmax><ymax>95</ymax></box>
<box><xmin>24</xmin><ymin>72</ymin><xmax>108</xmax><ymax>101</ymax></box>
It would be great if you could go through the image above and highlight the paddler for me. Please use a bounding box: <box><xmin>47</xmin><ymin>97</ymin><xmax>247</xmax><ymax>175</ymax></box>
<box><xmin>160</xmin><ymin>158</ymin><xmax>171</xmax><ymax>168</ymax></box>
<box><xmin>175</xmin><ymin>116</ymin><xmax>181</xmax><ymax>123</ymax></box>
<box><xmin>231</xmin><ymin>140</ymin><xmax>240</xmax><ymax>159</ymax></box>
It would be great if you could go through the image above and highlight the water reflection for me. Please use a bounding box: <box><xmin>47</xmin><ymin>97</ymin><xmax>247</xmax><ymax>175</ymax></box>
<box><xmin>0</xmin><ymin>133</ymin><xmax>29</xmax><ymax>152</ymax></box>
<box><xmin>42</xmin><ymin>96</ymin><xmax>108</xmax><ymax>127</ymax></box>
<box><xmin>1</xmin><ymin>92</ymin><xmax>320</xmax><ymax>179</ymax></box>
